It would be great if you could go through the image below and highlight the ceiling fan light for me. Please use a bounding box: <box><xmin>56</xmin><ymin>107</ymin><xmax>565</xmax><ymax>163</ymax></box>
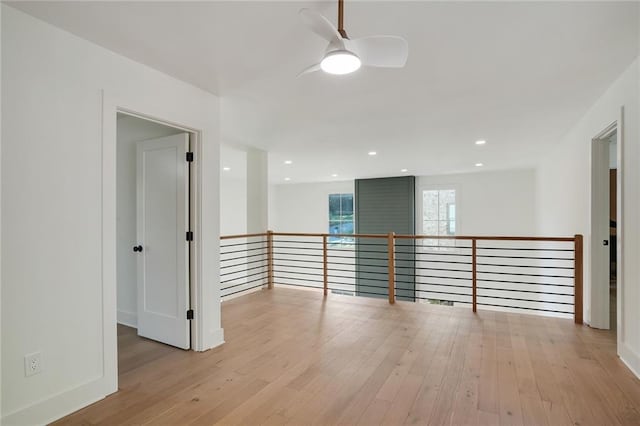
<box><xmin>320</xmin><ymin>50</ymin><xmax>361</xmax><ymax>75</ymax></box>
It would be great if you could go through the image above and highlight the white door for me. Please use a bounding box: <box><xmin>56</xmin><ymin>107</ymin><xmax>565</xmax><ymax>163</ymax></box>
<box><xmin>136</xmin><ymin>133</ymin><xmax>190</xmax><ymax>349</ymax></box>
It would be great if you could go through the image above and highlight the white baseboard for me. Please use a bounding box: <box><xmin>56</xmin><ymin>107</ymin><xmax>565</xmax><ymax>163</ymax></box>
<box><xmin>620</xmin><ymin>343</ymin><xmax>640</xmax><ymax>379</ymax></box>
<box><xmin>221</xmin><ymin>286</ymin><xmax>263</xmax><ymax>302</ymax></box>
<box><xmin>201</xmin><ymin>327</ymin><xmax>224</xmax><ymax>352</ymax></box>
<box><xmin>117</xmin><ymin>310</ymin><xmax>137</xmax><ymax>328</ymax></box>
<box><xmin>1</xmin><ymin>376</ymin><xmax>110</xmax><ymax>426</ymax></box>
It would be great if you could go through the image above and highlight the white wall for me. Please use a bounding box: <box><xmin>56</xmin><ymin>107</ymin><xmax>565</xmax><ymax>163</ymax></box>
<box><xmin>270</xmin><ymin>169</ymin><xmax>536</xmax><ymax>236</ymax></box>
<box><xmin>219</xmin><ymin>143</ymin><xmax>249</xmax><ymax>236</ymax></box>
<box><xmin>220</xmin><ymin>145</ymin><xmax>248</xmax><ymax>235</ymax></box>
<box><xmin>220</xmin><ymin>179</ymin><xmax>248</xmax><ymax>235</ymax></box>
<box><xmin>417</xmin><ymin>169</ymin><xmax>536</xmax><ymax>236</ymax></box>
<box><xmin>536</xmin><ymin>58</ymin><xmax>640</xmax><ymax>375</ymax></box>
<box><xmin>1</xmin><ymin>6</ymin><xmax>221</xmax><ymax>425</ymax></box>
<box><xmin>246</xmin><ymin>148</ymin><xmax>268</xmax><ymax>234</ymax></box>
<box><xmin>116</xmin><ymin>115</ymin><xmax>183</xmax><ymax>328</ymax></box>
<box><xmin>270</xmin><ymin>180</ymin><xmax>355</xmax><ymax>233</ymax></box>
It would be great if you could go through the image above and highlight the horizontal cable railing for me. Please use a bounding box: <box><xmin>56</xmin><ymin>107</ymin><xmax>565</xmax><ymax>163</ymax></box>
<box><xmin>219</xmin><ymin>233</ymin><xmax>270</xmax><ymax>300</ymax></box>
<box><xmin>220</xmin><ymin>231</ymin><xmax>583</xmax><ymax>323</ymax></box>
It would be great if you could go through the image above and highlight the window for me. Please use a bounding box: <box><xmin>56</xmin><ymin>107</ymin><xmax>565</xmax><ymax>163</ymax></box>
<box><xmin>328</xmin><ymin>193</ymin><xmax>354</xmax><ymax>244</ymax></box>
<box><xmin>422</xmin><ymin>189</ymin><xmax>456</xmax><ymax>247</ymax></box>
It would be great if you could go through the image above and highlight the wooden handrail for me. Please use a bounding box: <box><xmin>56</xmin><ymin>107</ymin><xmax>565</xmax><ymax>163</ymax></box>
<box><xmin>220</xmin><ymin>232</ymin><xmax>576</xmax><ymax>243</ymax></box>
<box><xmin>267</xmin><ymin>231</ymin><xmax>388</xmax><ymax>239</ymax></box>
<box><xmin>220</xmin><ymin>232</ymin><xmax>268</xmax><ymax>240</ymax></box>
<box><xmin>394</xmin><ymin>235</ymin><xmax>576</xmax><ymax>242</ymax></box>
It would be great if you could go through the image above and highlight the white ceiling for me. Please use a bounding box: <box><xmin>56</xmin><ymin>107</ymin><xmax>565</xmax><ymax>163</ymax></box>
<box><xmin>10</xmin><ymin>1</ymin><xmax>640</xmax><ymax>183</ymax></box>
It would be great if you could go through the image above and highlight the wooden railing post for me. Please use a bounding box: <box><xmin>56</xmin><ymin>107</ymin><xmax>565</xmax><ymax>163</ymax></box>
<box><xmin>574</xmin><ymin>234</ymin><xmax>583</xmax><ymax>324</ymax></box>
<box><xmin>472</xmin><ymin>238</ymin><xmax>477</xmax><ymax>313</ymax></box>
<box><xmin>388</xmin><ymin>232</ymin><xmax>395</xmax><ymax>304</ymax></box>
<box><xmin>323</xmin><ymin>234</ymin><xmax>328</xmax><ymax>296</ymax></box>
<box><xmin>267</xmin><ymin>230</ymin><xmax>274</xmax><ymax>289</ymax></box>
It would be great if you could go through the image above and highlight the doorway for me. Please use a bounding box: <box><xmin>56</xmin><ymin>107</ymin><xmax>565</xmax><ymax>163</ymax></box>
<box><xmin>116</xmin><ymin>113</ymin><xmax>194</xmax><ymax>352</ymax></box>
<box><xmin>590</xmin><ymin>121</ymin><xmax>621</xmax><ymax>336</ymax></box>
<box><xmin>608</xmin><ymin>134</ymin><xmax>618</xmax><ymax>332</ymax></box>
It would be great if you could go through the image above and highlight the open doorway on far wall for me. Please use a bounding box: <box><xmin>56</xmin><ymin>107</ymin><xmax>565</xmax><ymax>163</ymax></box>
<box><xmin>590</xmin><ymin>118</ymin><xmax>622</xmax><ymax>343</ymax></box>
<box><xmin>608</xmin><ymin>132</ymin><xmax>618</xmax><ymax>333</ymax></box>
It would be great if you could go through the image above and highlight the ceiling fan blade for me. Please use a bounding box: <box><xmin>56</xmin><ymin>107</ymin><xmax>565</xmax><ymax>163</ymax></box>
<box><xmin>346</xmin><ymin>35</ymin><xmax>409</xmax><ymax>68</ymax></box>
<box><xmin>299</xmin><ymin>8</ymin><xmax>341</xmax><ymax>42</ymax></box>
<box><xmin>297</xmin><ymin>63</ymin><xmax>321</xmax><ymax>77</ymax></box>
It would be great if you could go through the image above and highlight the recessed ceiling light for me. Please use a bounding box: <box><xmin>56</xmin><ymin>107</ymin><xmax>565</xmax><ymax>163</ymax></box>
<box><xmin>223</xmin><ymin>167</ymin><xmax>231</xmax><ymax>171</ymax></box>
<box><xmin>284</xmin><ymin>160</ymin><xmax>292</xmax><ymax>165</ymax></box>
<box><xmin>284</xmin><ymin>177</ymin><xmax>291</xmax><ymax>181</ymax></box>
<box><xmin>368</xmin><ymin>151</ymin><xmax>377</xmax><ymax>156</ymax></box>
<box><xmin>331</xmin><ymin>174</ymin><xmax>338</xmax><ymax>177</ymax></box>
<box><xmin>475</xmin><ymin>163</ymin><xmax>484</xmax><ymax>167</ymax></box>
<box><xmin>400</xmin><ymin>168</ymin><xmax>408</xmax><ymax>173</ymax></box>
<box><xmin>475</xmin><ymin>140</ymin><xmax>486</xmax><ymax>145</ymax></box>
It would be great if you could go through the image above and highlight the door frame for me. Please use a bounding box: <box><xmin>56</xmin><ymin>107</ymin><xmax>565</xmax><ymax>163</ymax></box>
<box><xmin>101</xmin><ymin>89</ymin><xmax>223</xmax><ymax>397</ymax></box>
<box><xmin>121</xmin><ymin>109</ymin><xmax>200</xmax><ymax>349</ymax></box>
<box><xmin>590</xmin><ymin>109</ymin><xmax>623</xmax><ymax>353</ymax></box>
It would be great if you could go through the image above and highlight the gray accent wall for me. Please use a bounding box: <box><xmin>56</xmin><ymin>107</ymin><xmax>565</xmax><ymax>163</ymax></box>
<box><xmin>355</xmin><ymin>176</ymin><xmax>415</xmax><ymax>301</ymax></box>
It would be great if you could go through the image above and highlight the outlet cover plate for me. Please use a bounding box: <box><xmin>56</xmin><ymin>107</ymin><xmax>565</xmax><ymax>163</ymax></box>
<box><xmin>24</xmin><ymin>352</ymin><xmax>42</xmax><ymax>377</ymax></box>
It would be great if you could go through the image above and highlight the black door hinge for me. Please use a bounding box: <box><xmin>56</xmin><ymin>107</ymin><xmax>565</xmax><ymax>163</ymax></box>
<box><xmin>186</xmin><ymin>152</ymin><xmax>194</xmax><ymax>162</ymax></box>
<box><xmin>186</xmin><ymin>231</ymin><xmax>193</xmax><ymax>241</ymax></box>
<box><xmin>187</xmin><ymin>309</ymin><xmax>194</xmax><ymax>320</ymax></box>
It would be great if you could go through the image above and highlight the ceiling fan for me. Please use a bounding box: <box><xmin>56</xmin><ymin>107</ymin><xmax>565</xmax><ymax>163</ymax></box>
<box><xmin>298</xmin><ymin>0</ymin><xmax>409</xmax><ymax>76</ymax></box>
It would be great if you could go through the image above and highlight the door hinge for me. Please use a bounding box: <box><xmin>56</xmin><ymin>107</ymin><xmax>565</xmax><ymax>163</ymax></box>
<box><xmin>186</xmin><ymin>152</ymin><xmax>194</xmax><ymax>162</ymax></box>
<box><xmin>187</xmin><ymin>309</ymin><xmax>194</xmax><ymax>320</ymax></box>
<box><xmin>186</xmin><ymin>231</ymin><xmax>193</xmax><ymax>241</ymax></box>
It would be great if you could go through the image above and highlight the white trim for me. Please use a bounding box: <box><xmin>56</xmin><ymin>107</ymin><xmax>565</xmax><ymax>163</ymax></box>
<box><xmin>99</xmin><ymin>88</ymin><xmax>224</xmax><ymax>409</ymax></box>
<box><xmin>592</xmin><ymin>120</ymin><xmax>617</xmax><ymax>140</ymax></box>
<box><xmin>0</xmin><ymin>4</ymin><xmax>4</xmax><ymax>424</ymax></box>
<box><xmin>588</xmin><ymin>109</ymin><xmax>624</xmax><ymax>360</ymax></box>
<box><xmin>117</xmin><ymin>310</ymin><xmax>138</xmax><ymax>328</ymax></box>
<box><xmin>1</xmin><ymin>377</ymin><xmax>105</xmax><ymax>426</ymax></box>
<box><xmin>102</xmin><ymin>90</ymin><xmax>119</xmax><ymax>399</ymax></box>
<box><xmin>620</xmin><ymin>342</ymin><xmax>640</xmax><ymax>379</ymax></box>
<box><xmin>616</xmin><ymin>107</ymin><xmax>624</xmax><ymax>356</ymax></box>
<box><xmin>589</xmin><ymin>129</ymin><xmax>611</xmax><ymax>329</ymax></box>
<box><xmin>118</xmin><ymin>109</ymin><xmax>194</xmax><ymax>133</ymax></box>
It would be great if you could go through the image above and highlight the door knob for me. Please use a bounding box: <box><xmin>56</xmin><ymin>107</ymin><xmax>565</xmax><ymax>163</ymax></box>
<box><xmin>133</xmin><ymin>245</ymin><xmax>143</xmax><ymax>252</ymax></box>
<box><xmin>603</xmin><ymin>240</ymin><xmax>609</xmax><ymax>246</ymax></box>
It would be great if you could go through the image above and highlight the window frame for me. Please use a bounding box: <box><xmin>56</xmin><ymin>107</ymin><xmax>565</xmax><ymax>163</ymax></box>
<box><xmin>416</xmin><ymin>185</ymin><xmax>459</xmax><ymax>247</ymax></box>
<box><xmin>328</xmin><ymin>193</ymin><xmax>355</xmax><ymax>246</ymax></box>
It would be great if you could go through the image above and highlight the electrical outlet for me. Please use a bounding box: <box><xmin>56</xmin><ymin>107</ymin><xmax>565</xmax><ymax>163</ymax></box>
<box><xmin>24</xmin><ymin>352</ymin><xmax>42</xmax><ymax>377</ymax></box>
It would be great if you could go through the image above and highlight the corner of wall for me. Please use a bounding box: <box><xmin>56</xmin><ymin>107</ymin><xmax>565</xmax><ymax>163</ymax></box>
<box><xmin>116</xmin><ymin>310</ymin><xmax>138</xmax><ymax>329</ymax></box>
<box><xmin>202</xmin><ymin>327</ymin><xmax>225</xmax><ymax>352</ymax></box>
<box><xmin>620</xmin><ymin>343</ymin><xmax>640</xmax><ymax>379</ymax></box>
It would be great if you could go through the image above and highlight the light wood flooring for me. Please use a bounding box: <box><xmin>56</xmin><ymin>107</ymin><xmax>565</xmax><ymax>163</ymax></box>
<box><xmin>55</xmin><ymin>287</ymin><xmax>640</xmax><ymax>425</ymax></box>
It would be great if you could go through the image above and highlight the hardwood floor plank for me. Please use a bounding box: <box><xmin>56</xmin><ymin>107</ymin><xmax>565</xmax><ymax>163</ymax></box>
<box><xmin>381</xmin><ymin>374</ymin><xmax>424</xmax><ymax>426</ymax></box>
<box><xmin>449</xmin><ymin>319</ymin><xmax>483</xmax><ymax>426</ymax></box>
<box><xmin>356</xmin><ymin>399</ymin><xmax>392</xmax><ymax>426</ymax></box>
<box><xmin>478</xmin><ymin>312</ymin><xmax>499</xmax><ymax>415</ymax></box>
<box><xmin>52</xmin><ymin>288</ymin><xmax>640</xmax><ymax>426</ymax></box>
